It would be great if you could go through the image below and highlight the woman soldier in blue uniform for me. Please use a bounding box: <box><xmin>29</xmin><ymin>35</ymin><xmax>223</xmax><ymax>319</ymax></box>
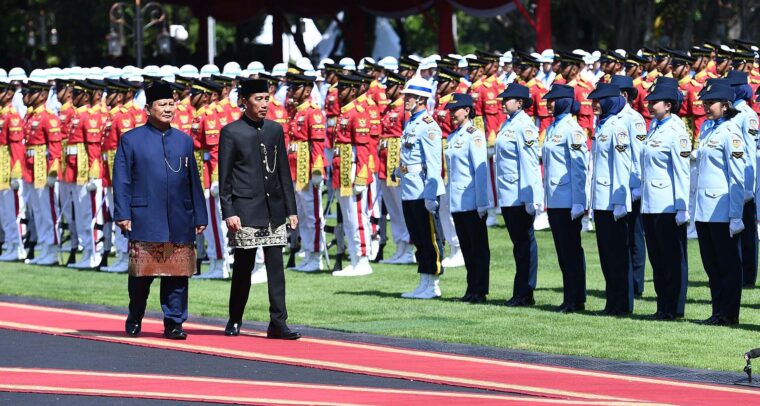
<box><xmin>587</xmin><ymin>83</ymin><xmax>633</xmax><ymax>316</ymax></box>
<box><xmin>541</xmin><ymin>84</ymin><xmax>588</xmax><ymax>313</ymax></box>
<box><xmin>694</xmin><ymin>83</ymin><xmax>746</xmax><ymax>325</ymax></box>
<box><xmin>641</xmin><ymin>84</ymin><xmax>691</xmax><ymax>320</ymax></box>
<box><xmin>493</xmin><ymin>83</ymin><xmax>543</xmax><ymax>307</ymax></box>
<box><xmin>443</xmin><ymin>93</ymin><xmax>491</xmax><ymax>303</ymax></box>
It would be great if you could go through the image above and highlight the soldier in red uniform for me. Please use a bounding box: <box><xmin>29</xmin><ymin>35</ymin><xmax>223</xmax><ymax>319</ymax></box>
<box><xmin>398</xmin><ymin>57</ymin><xmax>419</xmax><ymax>81</ymax></box>
<box><xmin>21</xmin><ymin>78</ymin><xmax>62</xmax><ymax>266</ymax></box>
<box><xmin>0</xmin><ymin>82</ymin><xmax>27</xmax><ymax>261</ymax></box>
<box><xmin>189</xmin><ymin>79</ymin><xmax>229</xmax><ymax>280</ymax></box>
<box><xmin>100</xmin><ymin>79</ymin><xmax>137</xmax><ymax>273</ymax></box>
<box><xmin>626</xmin><ymin>54</ymin><xmax>653</xmax><ymax>130</ymax></box>
<box><xmin>63</xmin><ymin>81</ymin><xmax>105</xmax><ymax>270</ymax></box>
<box><xmin>555</xmin><ymin>52</ymin><xmax>595</xmax><ymax>137</ymax></box>
<box><xmin>322</xmin><ymin>64</ymin><xmax>343</xmax><ymax>217</ymax></box>
<box><xmin>331</xmin><ymin>74</ymin><xmax>373</xmax><ymax>277</ymax></box>
<box><xmin>377</xmin><ymin>72</ymin><xmax>413</xmax><ymax>264</ymax></box>
<box><xmin>285</xmin><ymin>74</ymin><xmax>328</xmax><ymax>272</ymax></box>
<box><xmin>669</xmin><ymin>52</ymin><xmax>706</xmax><ymax>145</ymax></box>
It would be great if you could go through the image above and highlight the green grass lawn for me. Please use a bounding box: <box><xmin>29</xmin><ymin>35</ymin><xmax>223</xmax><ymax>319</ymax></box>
<box><xmin>1</xmin><ymin>216</ymin><xmax>759</xmax><ymax>373</ymax></box>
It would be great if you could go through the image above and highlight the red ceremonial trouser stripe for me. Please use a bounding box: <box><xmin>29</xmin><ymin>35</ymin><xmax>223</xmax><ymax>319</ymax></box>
<box><xmin>312</xmin><ymin>186</ymin><xmax>321</xmax><ymax>252</ymax></box>
<box><xmin>210</xmin><ymin>195</ymin><xmax>222</xmax><ymax>260</ymax></box>
<box><xmin>356</xmin><ymin>194</ymin><xmax>367</xmax><ymax>257</ymax></box>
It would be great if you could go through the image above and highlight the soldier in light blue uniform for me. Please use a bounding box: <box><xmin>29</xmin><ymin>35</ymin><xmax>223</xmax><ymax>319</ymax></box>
<box><xmin>494</xmin><ymin>83</ymin><xmax>543</xmax><ymax>307</ymax></box>
<box><xmin>541</xmin><ymin>84</ymin><xmax>588</xmax><ymax>313</ymax></box>
<box><xmin>610</xmin><ymin>75</ymin><xmax>648</xmax><ymax>298</ymax></box>
<box><xmin>587</xmin><ymin>83</ymin><xmax>634</xmax><ymax>316</ymax></box>
<box><xmin>397</xmin><ymin>77</ymin><xmax>446</xmax><ymax>300</ymax></box>
<box><xmin>694</xmin><ymin>83</ymin><xmax>746</xmax><ymax>326</ymax></box>
<box><xmin>641</xmin><ymin>84</ymin><xmax>691</xmax><ymax>320</ymax></box>
<box><xmin>444</xmin><ymin>93</ymin><xmax>491</xmax><ymax>304</ymax></box>
<box><xmin>726</xmin><ymin>70</ymin><xmax>759</xmax><ymax>288</ymax></box>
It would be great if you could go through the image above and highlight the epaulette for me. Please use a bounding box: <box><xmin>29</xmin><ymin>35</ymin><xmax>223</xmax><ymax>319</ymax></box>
<box><xmin>391</xmin><ymin>98</ymin><xmax>403</xmax><ymax>107</ymax></box>
<box><xmin>525</xmin><ymin>78</ymin><xmax>536</xmax><ymax>88</ymax></box>
<box><xmin>109</xmin><ymin>106</ymin><xmax>119</xmax><ymax>115</ymax></box>
<box><xmin>422</xmin><ymin>115</ymin><xmax>434</xmax><ymax>124</ymax></box>
<box><xmin>439</xmin><ymin>94</ymin><xmax>453</xmax><ymax>105</ymax></box>
<box><xmin>471</xmin><ymin>79</ymin><xmax>483</xmax><ymax>90</ymax></box>
<box><xmin>466</xmin><ymin>126</ymin><xmax>476</xmax><ymax>133</ymax></box>
<box><xmin>341</xmin><ymin>101</ymin><xmax>356</xmax><ymax>114</ymax></box>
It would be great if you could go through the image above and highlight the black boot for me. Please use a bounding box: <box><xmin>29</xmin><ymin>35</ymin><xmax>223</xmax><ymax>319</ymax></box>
<box><xmin>286</xmin><ymin>243</ymin><xmax>300</xmax><ymax>269</ymax></box>
<box><xmin>26</xmin><ymin>242</ymin><xmax>36</xmax><ymax>261</ymax></box>
<box><xmin>98</xmin><ymin>253</ymin><xmax>108</xmax><ymax>269</ymax></box>
<box><xmin>66</xmin><ymin>249</ymin><xmax>77</xmax><ymax>266</ymax></box>
<box><xmin>332</xmin><ymin>253</ymin><xmax>344</xmax><ymax>272</ymax></box>
<box><xmin>372</xmin><ymin>244</ymin><xmax>386</xmax><ymax>263</ymax></box>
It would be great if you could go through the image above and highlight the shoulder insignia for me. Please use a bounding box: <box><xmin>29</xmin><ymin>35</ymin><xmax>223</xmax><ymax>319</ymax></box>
<box><xmin>635</xmin><ymin>121</ymin><xmax>646</xmax><ymax>133</ymax></box>
<box><xmin>733</xmin><ymin>137</ymin><xmax>743</xmax><ymax>149</ymax></box>
<box><xmin>466</xmin><ymin>126</ymin><xmax>476</xmax><ymax>134</ymax></box>
<box><xmin>524</xmin><ymin>128</ymin><xmax>537</xmax><ymax>141</ymax></box>
<box><xmin>472</xmin><ymin>135</ymin><xmax>484</xmax><ymax>148</ymax></box>
<box><xmin>680</xmin><ymin>151</ymin><xmax>691</xmax><ymax>158</ymax></box>
<box><xmin>422</xmin><ymin>116</ymin><xmax>434</xmax><ymax>124</ymax></box>
<box><xmin>572</xmin><ymin>131</ymin><xmax>585</xmax><ymax>145</ymax></box>
<box><xmin>313</xmin><ymin>114</ymin><xmax>323</xmax><ymax>124</ymax></box>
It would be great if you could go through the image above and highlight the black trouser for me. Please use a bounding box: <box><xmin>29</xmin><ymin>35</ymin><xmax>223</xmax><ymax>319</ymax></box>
<box><xmin>452</xmin><ymin>210</ymin><xmax>490</xmax><ymax>296</ymax></box>
<box><xmin>548</xmin><ymin>209</ymin><xmax>586</xmax><ymax>306</ymax></box>
<box><xmin>594</xmin><ymin>210</ymin><xmax>633</xmax><ymax>313</ymax></box>
<box><xmin>229</xmin><ymin>246</ymin><xmax>288</xmax><ymax>330</ymax></box>
<box><xmin>127</xmin><ymin>276</ymin><xmax>188</xmax><ymax>329</ymax></box>
<box><xmin>402</xmin><ymin>199</ymin><xmax>445</xmax><ymax>275</ymax></box>
<box><xmin>642</xmin><ymin>213</ymin><xmax>688</xmax><ymax>315</ymax></box>
<box><xmin>501</xmin><ymin>206</ymin><xmax>538</xmax><ymax>298</ymax></box>
<box><xmin>696</xmin><ymin>221</ymin><xmax>743</xmax><ymax>320</ymax></box>
<box><xmin>628</xmin><ymin>199</ymin><xmax>647</xmax><ymax>295</ymax></box>
<box><xmin>741</xmin><ymin>200</ymin><xmax>758</xmax><ymax>286</ymax></box>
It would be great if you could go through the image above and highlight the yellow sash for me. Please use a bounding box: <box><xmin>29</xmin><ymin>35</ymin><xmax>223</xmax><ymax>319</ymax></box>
<box><xmin>193</xmin><ymin>150</ymin><xmax>205</xmax><ymax>186</ymax></box>
<box><xmin>106</xmin><ymin>150</ymin><xmax>116</xmax><ymax>181</ymax></box>
<box><xmin>385</xmin><ymin>138</ymin><xmax>401</xmax><ymax>187</ymax></box>
<box><xmin>294</xmin><ymin>141</ymin><xmax>309</xmax><ymax>191</ymax></box>
<box><xmin>32</xmin><ymin>145</ymin><xmax>47</xmax><ymax>188</ymax></box>
<box><xmin>441</xmin><ymin>138</ymin><xmax>448</xmax><ymax>185</ymax></box>
<box><xmin>0</xmin><ymin>146</ymin><xmax>9</xmax><ymax>190</ymax></box>
<box><xmin>76</xmin><ymin>143</ymin><xmax>88</xmax><ymax>185</ymax></box>
<box><xmin>473</xmin><ymin>116</ymin><xmax>485</xmax><ymax>134</ymax></box>
<box><xmin>338</xmin><ymin>143</ymin><xmax>353</xmax><ymax>197</ymax></box>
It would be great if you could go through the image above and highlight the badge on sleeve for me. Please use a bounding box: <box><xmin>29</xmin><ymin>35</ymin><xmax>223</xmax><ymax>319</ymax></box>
<box><xmin>428</xmin><ymin>130</ymin><xmax>437</xmax><ymax>140</ymax></box>
<box><xmin>571</xmin><ymin>131</ymin><xmax>584</xmax><ymax>150</ymax></box>
<box><xmin>473</xmin><ymin>135</ymin><xmax>484</xmax><ymax>148</ymax></box>
<box><xmin>635</xmin><ymin>121</ymin><xmax>645</xmax><ymax>133</ymax></box>
<box><xmin>614</xmin><ymin>131</ymin><xmax>628</xmax><ymax>152</ymax></box>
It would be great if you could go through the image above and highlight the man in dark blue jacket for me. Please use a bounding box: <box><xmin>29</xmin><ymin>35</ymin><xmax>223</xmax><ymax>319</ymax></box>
<box><xmin>113</xmin><ymin>82</ymin><xmax>207</xmax><ymax>340</ymax></box>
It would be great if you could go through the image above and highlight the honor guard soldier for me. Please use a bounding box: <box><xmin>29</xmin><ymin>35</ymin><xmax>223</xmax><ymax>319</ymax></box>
<box><xmin>100</xmin><ymin>79</ymin><xmax>136</xmax><ymax>273</ymax></box>
<box><xmin>587</xmin><ymin>83</ymin><xmax>634</xmax><ymax>316</ymax></box>
<box><xmin>610</xmin><ymin>75</ymin><xmax>648</xmax><ymax>298</ymax></box>
<box><xmin>434</xmin><ymin>68</ymin><xmax>466</xmax><ymax>268</ymax></box>
<box><xmin>377</xmin><ymin>72</ymin><xmax>414</xmax><ymax>264</ymax></box>
<box><xmin>494</xmin><ymin>83</ymin><xmax>543</xmax><ymax>307</ymax></box>
<box><xmin>444</xmin><ymin>93</ymin><xmax>491</xmax><ymax>303</ymax></box>
<box><xmin>331</xmin><ymin>74</ymin><xmax>374</xmax><ymax>277</ymax></box>
<box><xmin>541</xmin><ymin>84</ymin><xmax>588</xmax><ymax>313</ymax></box>
<box><xmin>189</xmin><ymin>79</ymin><xmax>229</xmax><ymax>280</ymax></box>
<box><xmin>398</xmin><ymin>76</ymin><xmax>445</xmax><ymax>299</ymax></box>
<box><xmin>0</xmin><ymin>81</ymin><xmax>26</xmax><ymax>261</ymax></box>
<box><xmin>555</xmin><ymin>52</ymin><xmax>595</xmax><ymax>137</ymax></box>
<box><xmin>641</xmin><ymin>83</ymin><xmax>691</xmax><ymax>320</ymax></box>
<box><xmin>63</xmin><ymin>80</ymin><xmax>105</xmax><ymax>269</ymax></box>
<box><xmin>355</xmin><ymin>73</ymin><xmax>383</xmax><ymax>260</ymax></box>
<box><xmin>22</xmin><ymin>75</ymin><xmax>62</xmax><ymax>266</ymax></box>
<box><xmin>694</xmin><ymin>83</ymin><xmax>746</xmax><ymax>325</ymax></box>
<box><xmin>286</xmin><ymin>73</ymin><xmax>328</xmax><ymax>273</ymax></box>
<box><xmin>726</xmin><ymin>70</ymin><xmax>760</xmax><ymax>287</ymax></box>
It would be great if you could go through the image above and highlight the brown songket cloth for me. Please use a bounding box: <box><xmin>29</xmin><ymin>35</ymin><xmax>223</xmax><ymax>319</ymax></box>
<box><xmin>128</xmin><ymin>241</ymin><xmax>196</xmax><ymax>277</ymax></box>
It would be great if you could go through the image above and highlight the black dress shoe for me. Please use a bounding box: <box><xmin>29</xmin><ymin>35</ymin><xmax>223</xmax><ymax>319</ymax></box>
<box><xmin>650</xmin><ymin>311</ymin><xmax>676</xmax><ymax>321</ymax></box>
<box><xmin>267</xmin><ymin>329</ymin><xmax>302</xmax><ymax>340</ymax></box>
<box><xmin>125</xmin><ymin>321</ymin><xmax>141</xmax><ymax>337</ymax></box>
<box><xmin>555</xmin><ymin>303</ymin><xmax>568</xmax><ymax>312</ymax></box>
<box><xmin>469</xmin><ymin>295</ymin><xmax>487</xmax><ymax>304</ymax></box>
<box><xmin>560</xmin><ymin>303</ymin><xmax>585</xmax><ymax>314</ymax></box>
<box><xmin>460</xmin><ymin>293</ymin><xmax>474</xmax><ymax>302</ymax></box>
<box><xmin>164</xmin><ymin>326</ymin><xmax>188</xmax><ymax>340</ymax></box>
<box><xmin>504</xmin><ymin>295</ymin><xmax>535</xmax><ymax>307</ymax></box>
<box><xmin>697</xmin><ymin>315</ymin><xmax>719</xmax><ymax>325</ymax></box>
<box><xmin>225</xmin><ymin>321</ymin><xmax>241</xmax><ymax>336</ymax></box>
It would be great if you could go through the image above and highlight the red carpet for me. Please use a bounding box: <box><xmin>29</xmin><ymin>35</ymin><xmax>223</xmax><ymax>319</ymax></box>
<box><xmin>0</xmin><ymin>301</ymin><xmax>757</xmax><ymax>405</ymax></box>
<box><xmin>0</xmin><ymin>367</ymin><xmax>570</xmax><ymax>405</ymax></box>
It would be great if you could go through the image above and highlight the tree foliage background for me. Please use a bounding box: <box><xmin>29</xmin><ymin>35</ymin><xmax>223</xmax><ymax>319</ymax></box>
<box><xmin>0</xmin><ymin>0</ymin><xmax>758</xmax><ymax>69</ymax></box>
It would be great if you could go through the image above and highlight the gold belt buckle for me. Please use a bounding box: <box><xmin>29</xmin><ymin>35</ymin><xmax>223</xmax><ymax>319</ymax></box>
<box><xmin>400</xmin><ymin>164</ymin><xmax>408</xmax><ymax>174</ymax></box>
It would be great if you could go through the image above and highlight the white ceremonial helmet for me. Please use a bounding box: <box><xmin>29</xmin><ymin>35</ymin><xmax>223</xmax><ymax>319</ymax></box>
<box><xmin>338</xmin><ymin>57</ymin><xmax>356</xmax><ymax>71</ymax></box>
<box><xmin>400</xmin><ymin>76</ymin><xmax>434</xmax><ymax>99</ymax></box>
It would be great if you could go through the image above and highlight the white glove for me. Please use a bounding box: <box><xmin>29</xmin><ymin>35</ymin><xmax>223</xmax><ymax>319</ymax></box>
<box><xmin>690</xmin><ymin>150</ymin><xmax>698</xmax><ymax>160</ymax></box>
<box><xmin>311</xmin><ymin>174</ymin><xmax>323</xmax><ymax>186</ymax></box>
<box><xmin>9</xmin><ymin>179</ymin><xmax>20</xmax><ymax>191</ymax></box>
<box><xmin>487</xmin><ymin>147</ymin><xmax>496</xmax><ymax>157</ymax></box>
<box><xmin>631</xmin><ymin>188</ymin><xmax>642</xmax><ymax>201</ymax></box>
<box><xmin>675</xmin><ymin>210</ymin><xmax>690</xmax><ymax>226</ymax></box>
<box><xmin>477</xmin><ymin>206</ymin><xmax>489</xmax><ymax>218</ymax></box>
<box><xmin>744</xmin><ymin>190</ymin><xmax>754</xmax><ymax>203</ymax></box>
<box><xmin>424</xmin><ymin>199</ymin><xmax>439</xmax><ymax>213</ymax></box>
<box><xmin>570</xmin><ymin>204</ymin><xmax>585</xmax><ymax>220</ymax></box>
<box><xmin>210</xmin><ymin>182</ymin><xmax>219</xmax><ymax>197</ymax></box>
<box><xmin>613</xmin><ymin>204</ymin><xmax>627</xmax><ymax>221</ymax></box>
<box><xmin>353</xmin><ymin>185</ymin><xmax>367</xmax><ymax>195</ymax></box>
<box><xmin>730</xmin><ymin>218</ymin><xmax>745</xmax><ymax>237</ymax></box>
<box><xmin>525</xmin><ymin>202</ymin><xmax>537</xmax><ymax>215</ymax></box>
<box><xmin>46</xmin><ymin>176</ymin><xmax>57</xmax><ymax>187</ymax></box>
<box><xmin>85</xmin><ymin>180</ymin><xmax>97</xmax><ymax>192</ymax></box>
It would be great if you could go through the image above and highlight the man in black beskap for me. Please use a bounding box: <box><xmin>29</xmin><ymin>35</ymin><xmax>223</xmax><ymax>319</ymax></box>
<box><xmin>218</xmin><ymin>78</ymin><xmax>301</xmax><ymax>340</ymax></box>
